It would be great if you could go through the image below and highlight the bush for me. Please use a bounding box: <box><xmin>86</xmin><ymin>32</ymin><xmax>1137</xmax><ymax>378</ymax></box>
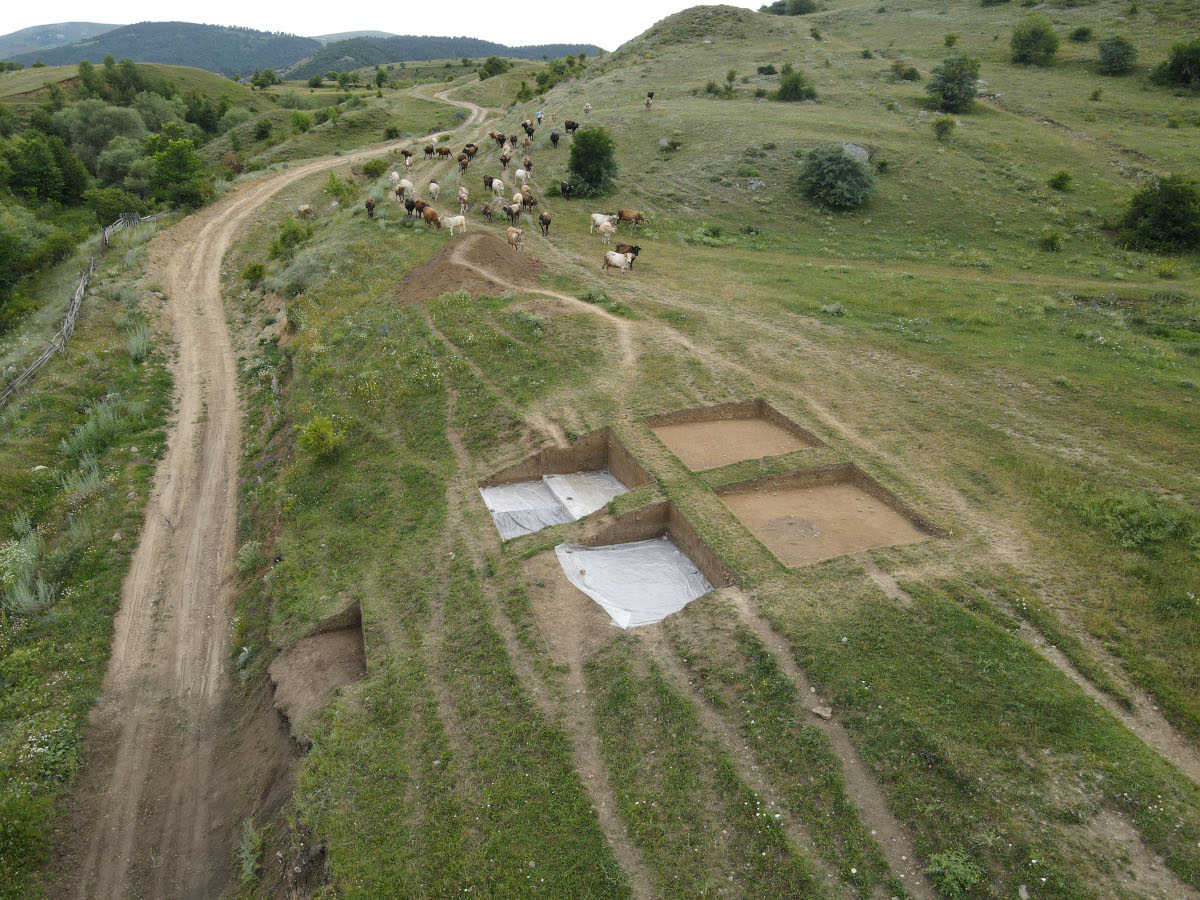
<box><xmin>268</xmin><ymin>220</ymin><xmax>312</xmax><ymax>261</ymax></box>
<box><xmin>1038</xmin><ymin>228</ymin><xmax>1063</xmax><ymax>251</ymax></box>
<box><xmin>82</xmin><ymin>187</ymin><xmax>145</xmax><ymax>224</ymax></box>
<box><xmin>926</xmin><ymin>53</ymin><xmax>981</xmax><ymax>112</ymax></box>
<box><xmin>800</xmin><ymin>145</ymin><xmax>876</xmax><ymax>210</ymax></box>
<box><xmin>567</xmin><ymin>125</ymin><xmax>618</xmax><ymax>197</ymax></box>
<box><xmin>1043</xmin><ymin>171</ymin><xmax>1071</xmax><ymax>192</ymax></box>
<box><xmin>1120</xmin><ymin>175</ymin><xmax>1200</xmax><ymax>253</ymax></box>
<box><xmin>810</xmin><ymin>27</ymin><xmax>823</xmax><ymax>40</ymax></box>
<box><xmin>945</xmin><ymin>33</ymin><xmax>958</xmax><ymax>47</ymax></box>
<box><xmin>775</xmin><ymin>70</ymin><xmax>818</xmax><ymax>101</ymax></box>
<box><xmin>236</xmin><ymin>541</ymin><xmax>264</xmax><ymax>574</ymax></box>
<box><xmin>125</xmin><ymin>321</ymin><xmax>152</xmax><ymax>361</ymax></box>
<box><xmin>298</xmin><ymin>415</ymin><xmax>345</xmax><ymax>462</ymax></box>
<box><xmin>760</xmin><ymin>0</ymin><xmax>820</xmax><ymax>13</ymax></box>
<box><xmin>1098</xmin><ymin>36</ymin><xmax>1138</xmax><ymax>75</ymax></box>
<box><xmin>254</xmin><ymin>118</ymin><xmax>272</xmax><ymax>140</ymax></box>
<box><xmin>925</xmin><ymin>849</ymin><xmax>983</xmax><ymax>900</ymax></box>
<box><xmin>757</xmin><ymin>64</ymin><xmax>777</xmax><ymax>75</ymax></box>
<box><xmin>362</xmin><ymin>159</ymin><xmax>388</xmax><ymax>179</ymax></box>
<box><xmin>891</xmin><ymin>60</ymin><xmax>921</xmax><ymax>81</ymax></box>
<box><xmin>290</xmin><ymin>110</ymin><xmax>312</xmax><ymax>134</ymax></box>
<box><xmin>384</xmin><ymin>124</ymin><xmax>401</xmax><ymax>139</ymax></box>
<box><xmin>932</xmin><ymin>115</ymin><xmax>956</xmax><ymax>140</ymax></box>
<box><xmin>1011</xmin><ymin>15</ymin><xmax>1060</xmax><ymax>66</ymax></box>
<box><xmin>1150</xmin><ymin>39</ymin><xmax>1200</xmax><ymax>90</ymax></box>
<box><xmin>241</xmin><ymin>262</ymin><xmax>266</xmax><ymax>286</ymax></box>
<box><xmin>1070</xmin><ymin>26</ymin><xmax>1094</xmax><ymax>42</ymax></box>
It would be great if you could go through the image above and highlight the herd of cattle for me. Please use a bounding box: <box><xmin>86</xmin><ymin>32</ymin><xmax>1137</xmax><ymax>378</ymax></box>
<box><xmin>303</xmin><ymin>99</ymin><xmax>655</xmax><ymax>275</ymax></box>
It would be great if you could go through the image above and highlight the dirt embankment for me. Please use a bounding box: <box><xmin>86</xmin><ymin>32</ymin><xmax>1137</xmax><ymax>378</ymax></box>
<box><xmin>397</xmin><ymin>231</ymin><xmax>543</xmax><ymax>302</ymax></box>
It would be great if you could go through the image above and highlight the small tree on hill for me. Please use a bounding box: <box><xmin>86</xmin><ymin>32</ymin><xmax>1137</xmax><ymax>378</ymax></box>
<box><xmin>1011</xmin><ymin>15</ymin><xmax>1060</xmax><ymax>66</ymax></box>
<box><xmin>926</xmin><ymin>53</ymin><xmax>981</xmax><ymax>112</ymax></box>
<box><xmin>1097</xmin><ymin>37</ymin><xmax>1138</xmax><ymax>75</ymax></box>
<box><xmin>1120</xmin><ymin>175</ymin><xmax>1200</xmax><ymax>253</ymax></box>
<box><xmin>568</xmin><ymin>125</ymin><xmax>618</xmax><ymax>197</ymax></box>
<box><xmin>931</xmin><ymin>115</ymin><xmax>956</xmax><ymax>141</ymax></box>
<box><xmin>800</xmin><ymin>146</ymin><xmax>876</xmax><ymax>210</ymax></box>
<box><xmin>308</xmin><ymin>74</ymin><xmax>323</xmax><ymax>88</ymax></box>
<box><xmin>1150</xmin><ymin>38</ymin><xmax>1200</xmax><ymax>90</ymax></box>
<box><xmin>775</xmin><ymin>70</ymin><xmax>817</xmax><ymax>101</ymax></box>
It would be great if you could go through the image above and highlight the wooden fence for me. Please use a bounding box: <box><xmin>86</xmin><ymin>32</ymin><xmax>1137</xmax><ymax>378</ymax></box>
<box><xmin>0</xmin><ymin>210</ymin><xmax>171</xmax><ymax>412</ymax></box>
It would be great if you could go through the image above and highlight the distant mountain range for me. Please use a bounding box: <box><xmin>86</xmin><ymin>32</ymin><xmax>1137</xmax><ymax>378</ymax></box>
<box><xmin>0</xmin><ymin>22</ymin><xmax>118</xmax><ymax>59</ymax></box>
<box><xmin>284</xmin><ymin>35</ymin><xmax>605</xmax><ymax>80</ymax></box>
<box><xmin>310</xmin><ymin>31</ymin><xmax>401</xmax><ymax>45</ymax></box>
<box><xmin>4</xmin><ymin>21</ymin><xmax>604</xmax><ymax>79</ymax></box>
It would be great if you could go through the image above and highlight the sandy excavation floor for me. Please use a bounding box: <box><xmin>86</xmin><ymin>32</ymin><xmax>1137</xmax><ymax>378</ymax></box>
<box><xmin>721</xmin><ymin>480</ymin><xmax>931</xmax><ymax>566</ymax></box>
<box><xmin>269</xmin><ymin>626</ymin><xmax>367</xmax><ymax>736</ymax></box>
<box><xmin>652</xmin><ymin>417</ymin><xmax>815</xmax><ymax>470</ymax></box>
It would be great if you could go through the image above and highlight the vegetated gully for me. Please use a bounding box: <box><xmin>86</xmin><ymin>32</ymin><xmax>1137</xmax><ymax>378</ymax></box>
<box><xmin>51</xmin><ymin>90</ymin><xmax>489</xmax><ymax>900</ymax></box>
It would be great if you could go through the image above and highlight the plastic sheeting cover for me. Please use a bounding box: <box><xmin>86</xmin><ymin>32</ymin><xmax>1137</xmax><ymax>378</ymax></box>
<box><xmin>480</xmin><ymin>470</ymin><xmax>628</xmax><ymax>540</ymax></box>
<box><xmin>555</xmin><ymin>536</ymin><xmax>715</xmax><ymax>629</ymax></box>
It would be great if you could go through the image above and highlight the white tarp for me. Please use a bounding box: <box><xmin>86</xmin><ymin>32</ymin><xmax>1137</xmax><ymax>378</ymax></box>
<box><xmin>555</xmin><ymin>536</ymin><xmax>714</xmax><ymax>629</ymax></box>
<box><xmin>480</xmin><ymin>470</ymin><xmax>628</xmax><ymax>540</ymax></box>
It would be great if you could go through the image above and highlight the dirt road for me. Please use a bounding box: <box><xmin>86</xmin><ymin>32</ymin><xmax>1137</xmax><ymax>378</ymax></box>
<box><xmin>53</xmin><ymin>99</ymin><xmax>492</xmax><ymax>899</ymax></box>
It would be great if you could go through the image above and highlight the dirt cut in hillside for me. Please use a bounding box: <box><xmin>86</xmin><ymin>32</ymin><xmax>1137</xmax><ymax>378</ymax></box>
<box><xmin>397</xmin><ymin>231</ymin><xmax>543</xmax><ymax>303</ymax></box>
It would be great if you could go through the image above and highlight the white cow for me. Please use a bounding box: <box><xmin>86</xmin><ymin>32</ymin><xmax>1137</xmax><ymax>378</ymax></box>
<box><xmin>515</xmin><ymin>168</ymin><xmax>529</xmax><ymax>186</ymax></box>
<box><xmin>445</xmin><ymin>215</ymin><xmax>467</xmax><ymax>236</ymax></box>
<box><xmin>429</xmin><ymin>181</ymin><xmax>440</xmax><ymax>201</ymax></box>
<box><xmin>491</xmin><ymin>178</ymin><xmax>505</xmax><ymax>197</ymax></box>
<box><xmin>389</xmin><ymin>170</ymin><xmax>401</xmax><ymax>186</ymax></box>
<box><xmin>590</xmin><ymin>213</ymin><xmax>618</xmax><ymax>233</ymax></box>
<box><xmin>602</xmin><ymin>250</ymin><xmax>634</xmax><ymax>274</ymax></box>
<box><xmin>597</xmin><ymin>222</ymin><xmax>617</xmax><ymax>244</ymax></box>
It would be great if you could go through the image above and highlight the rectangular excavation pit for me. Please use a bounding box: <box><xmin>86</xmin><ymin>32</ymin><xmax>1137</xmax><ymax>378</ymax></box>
<box><xmin>555</xmin><ymin>501</ymin><xmax>736</xmax><ymax>629</ymax></box>
<box><xmin>479</xmin><ymin>429</ymin><xmax>653</xmax><ymax>540</ymax></box>
<box><xmin>716</xmin><ymin>464</ymin><xmax>942</xmax><ymax>566</ymax></box>
<box><xmin>646</xmin><ymin>399</ymin><xmax>823</xmax><ymax>471</ymax></box>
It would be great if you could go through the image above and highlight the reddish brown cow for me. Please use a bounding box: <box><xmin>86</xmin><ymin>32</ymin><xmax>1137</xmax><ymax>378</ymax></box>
<box><xmin>424</xmin><ymin>144</ymin><xmax>435</xmax><ymax>159</ymax></box>
<box><xmin>422</xmin><ymin>207</ymin><xmax>441</xmax><ymax>229</ymax></box>
<box><xmin>401</xmin><ymin>148</ymin><xmax>413</xmax><ymax>159</ymax></box>
<box><xmin>617</xmin><ymin>208</ymin><xmax>647</xmax><ymax>226</ymax></box>
<box><xmin>365</xmin><ymin>197</ymin><xmax>376</xmax><ymax>218</ymax></box>
<box><xmin>436</xmin><ymin>147</ymin><xmax>452</xmax><ymax>158</ymax></box>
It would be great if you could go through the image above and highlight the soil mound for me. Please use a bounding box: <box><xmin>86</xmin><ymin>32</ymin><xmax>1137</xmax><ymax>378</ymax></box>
<box><xmin>397</xmin><ymin>231</ymin><xmax>543</xmax><ymax>303</ymax></box>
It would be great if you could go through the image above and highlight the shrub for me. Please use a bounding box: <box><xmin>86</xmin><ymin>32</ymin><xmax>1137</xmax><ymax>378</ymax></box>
<box><xmin>384</xmin><ymin>125</ymin><xmax>401</xmax><ymax>139</ymax></box>
<box><xmin>290</xmin><ymin>110</ymin><xmax>312</xmax><ymax>134</ymax></box>
<box><xmin>298</xmin><ymin>415</ymin><xmax>345</xmax><ymax>462</ymax></box>
<box><xmin>1098</xmin><ymin>36</ymin><xmax>1138</xmax><ymax>75</ymax></box>
<box><xmin>567</xmin><ymin>125</ymin><xmax>618</xmax><ymax>197</ymax></box>
<box><xmin>945</xmin><ymin>33</ymin><xmax>959</xmax><ymax>47</ymax></box>
<box><xmin>1038</xmin><ymin>229</ymin><xmax>1063</xmax><ymax>251</ymax></box>
<box><xmin>1151</xmin><ymin>39</ymin><xmax>1200</xmax><ymax>89</ymax></box>
<box><xmin>125</xmin><ymin>321</ymin><xmax>152</xmax><ymax>361</ymax></box>
<box><xmin>775</xmin><ymin>70</ymin><xmax>818</xmax><ymax>101</ymax></box>
<box><xmin>362</xmin><ymin>159</ymin><xmax>388</xmax><ymax>179</ymax></box>
<box><xmin>980</xmin><ymin>0</ymin><xmax>1010</xmax><ymax>6</ymax></box>
<box><xmin>1090</xmin><ymin>88</ymin><xmax>1103</xmax><ymax>101</ymax></box>
<box><xmin>862</xmin><ymin>48</ymin><xmax>873</xmax><ymax>58</ymax></box>
<box><xmin>268</xmin><ymin>220</ymin><xmax>312</xmax><ymax>260</ymax></box>
<box><xmin>1011</xmin><ymin>15</ymin><xmax>1060</xmax><ymax>66</ymax></box>
<box><xmin>238</xmin><ymin>819</ymin><xmax>264</xmax><ymax>885</ymax></box>
<box><xmin>932</xmin><ymin>115</ymin><xmax>956</xmax><ymax>140</ymax></box>
<box><xmin>705</xmin><ymin>79</ymin><xmax>721</xmax><ymax>94</ymax></box>
<box><xmin>800</xmin><ymin>145</ymin><xmax>876</xmax><ymax>210</ymax></box>
<box><xmin>891</xmin><ymin>60</ymin><xmax>921</xmax><ymax>81</ymax></box>
<box><xmin>1070</xmin><ymin>26</ymin><xmax>1094</xmax><ymax>42</ymax></box>
<box><xmin>810</xmin><ymin>27</ymin><xmax>823</xmax><ymax>40</ymax></box>
<box><xmin>1120</xmin><ymin>175</ymin><xmax>1200</xmax><ymax>253</ymax></box>
<box><xmin>926</xmin><ymin>53</ymin><xmax>981</xmax><ymax>112</ymax></box>
<box><xmin>236</xmin><ymin>541</ymin><xmax>264</xmax><ymax>574</ymax></box>
<box><xmin>1048</xmin><ymin>170</ymin><xmax>1072</xmax><ymax>190</ymax></box>
<box><xmin>757</xmin><ymin>64</ymin><xmax>777</xmax><ymax>75</ymax></box>
<box><xmin>925</xmin><ymin>849</ymin><xmax>983</xmax><ymax>900</ymax></box>
<box><xmin>254</xmin><ymin>118</ymin><xmax>272</xmax><ymax>140</ymax></box>
<box><xmin>760</xmin><ymin>0</ymin><xmax>820</xmax><ymax>14</ymax></box>
<box><xmin>83</xmin><ymin>187</ymin><xmax>145</xmax><ymax>224</ymax></box>
<box><xmin>755</xmin><ymin>87</ymin><xmax>769</xmax><ymax>98</ymax></box>
<box><xmin>241</xmin><ymin>262</ymin><xmax>266</xmax><ymax>286</ymax></box>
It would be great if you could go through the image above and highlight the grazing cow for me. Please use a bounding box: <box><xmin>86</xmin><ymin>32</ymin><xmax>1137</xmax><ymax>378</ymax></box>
<box><xmin>645</xmin><ymin>97</ymin><xmax>653</xmax><ymax>110</ymax></box>
<box><xmin>584</xmin><ymin>103</ymin><xmax>592</xmax><ymax>114</ymax></box>
<box><xmin>401</xmin><ymin>148</ymin><xmax>414</xmax><ymax>159</ymax></box>
<box><xmin>489</xmin><ymin>129</ymin><xmax>504</xmax><ymax>143</ymax></box>
<box><xmin>491</xmin><ymin>178</ymin><xmax>505</xmax><ymax>197</ymax></box>
<box><xmin>365</xmin><ymin>197</ymin><xmax>376</xmax><ymax>218</ymax></box>
<box><xmin>424</xmin><ymin>144</ymin><xmax>435</xmax><ymax>159</ymax></box>
<box><xmin>457</xmin><ymin>186</ymin><xmax>469</xmax><ymax>213</ymax></box>
<box><xmin>515</xmin><ymin>168</ymin><xmax>529</xmax><ymax>186</ymax></box>
<box><xmin>617</xmin><ymin>208</ymin><xmax>647</xmax><ymax>227</ymax></box>
<box><xmin>422</xmin><ymin>207</ymin><xmax>441</xmax><ymax>229</ymax></box>
<box><xmin>602</xmin><ymin>251</ymin><xmax>635</xmax><ymax>274</ymax></box>
<box><xmin>297</xmin><ymin>203</ymin><xmax>314</xmax><ymax>218</ymax></box>
<box><xmin>464</xmin><ymin>145</ymin><xmax>478</xmax><ymax>159</ymax></box>
<box><xmin>506</xmin><ymin>203</ymin><xmax>522</xmax><ymax>225</ymax></box>
<box><xmin>551</xmin><ymin>112</ymin><xmax>557</xmax><ymax>122</ymax></box>
<box><xmin>597</xmin><ymin>222</ymin><xmax>617</xmax><ymax>244</ymax></box>
<box><xmin>483</xmin><ymin>174</ymin><xmax>494</xmax><ymax>190</ymax></box>
<box><xmin>398</xmin><ymin>178</ymin><xmax>414</xmax><ymax>198</ymax></box>
<box><xmin>405</xmin><ymin>198</ymin><xmax>417</xmax><ymax>217</ymax></box>
<box><xmin>500</xmin><ymin>153</ymin><xmax>511</xmax><ymax>171</ymax></box>
<box><xmin>522</xmin><ymin>155</ymin><xmax>533</xmax><ymax>173</ymax></box>
<box><xmin>647</xmin><ymin>91</ymin><xmax>655</xmax><ymax>99</ymax></box>
<box><xmin>565</xmin><ymin>120</ymin><xmax>579</xmax><ymax>135</ymax></box>
<box><xmin>522</xmin><ymin>135</ymin><xmax>531</xmax><ymax>151</ymax></box>
<box><xmin>405</xmin><ymin>156</ymin><xmax>413</xmax><ymax>174</ymax></box>
<box><xmin>459</xmin><ymin>157</ymin><xmax>469</xmax><ymax>174</ymax></box>
<box><xmin>445</xmin><ymin>215</ymin><xmax>467</xmax><ymax>236</ymax></box>
<box><xmin>615</xmin><ymin>242</ymin><xmax>641</xmax><ymax>267</ymax></box>
<box><xmin>539</xmin><ymin>211</ymin><xmax>551</xmax><ymax>236</ymax></box>
<box><xmin>507</xmin><ymin>226</ymin><xmax>523</xmax><ymax>251</ymax></box>
<box><xmin>590</xmin><ymin>212</ymin><xmax>618</xmax><ymax>233</ymax></box>
<box><xmin>559</xmin><ymin>182</ymin><xmax>573</xmax><ymax>201</ymax></box>
<box><xmin>480</xmin><ymin>203</ymin><xmax>494</xmax><ymax>222</ymax></box>
<box><xmin>512</xmin><ymin>191</ymin><xmax>524</xmax><ymax>206</ymax></box>
<box><xmin>522</xmin><ymin>194</ymin><xmax>537</xmax><ymax>212</ymax></box>
<box><xmin>436</xmin><ymin>147</ymin><xmax>452</xmax><ymax>159</ymax></box>
<box><xmin>429</xmin><ymin>181</ymin><xmax>440</xmax><ymax>201</ymax></box>
<box><xmin>413</xmin><ymin>199</ymin><xmax>427</xmax><ymax>215</ymax></box>
<box><xmin>390</xmin><ymin>170</ymin><xmax>401</xmax><ymax>186</ymax></box>
<box><xmin>509</xmin><ymin>134</ymin><xmax>519</xmax><ymax>147</ymax></box>
<box><xmin>550</xmin><ymin>131</ymin><xmax>560</xmax><ymax>148</ymax></box>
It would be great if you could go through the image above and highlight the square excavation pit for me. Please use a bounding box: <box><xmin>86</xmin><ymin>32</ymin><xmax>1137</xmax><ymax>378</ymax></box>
<box><xmin>716</xmin><ymin>464</ymin><xmax>943</xmax><ymax>566</ymax></box>
<box><xmin>479</xmin><ymin>429</ymin><xmax>652</xmax><ymax>539</ymax></box>
<box><xmin>554</xmin><ymin>502</ymin><xmax>737</xmax><ymax>629</ymax></box>
<box><xmin>646</xmin><ymin>399</ymin><xmax>823</xmax><ymax>471</ymax></box>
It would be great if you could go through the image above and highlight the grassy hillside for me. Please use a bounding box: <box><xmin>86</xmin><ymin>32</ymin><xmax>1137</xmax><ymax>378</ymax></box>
<box><xmin>0</xmin><ymin>23</ymin><xmax>118</xmax><ymax>59</ymax></box>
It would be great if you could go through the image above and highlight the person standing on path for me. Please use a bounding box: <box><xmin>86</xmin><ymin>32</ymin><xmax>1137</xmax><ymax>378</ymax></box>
<box><xmin>537</xmin><ymin>110</ymin><xmax>543</xmax><ymax>125</ymax></box>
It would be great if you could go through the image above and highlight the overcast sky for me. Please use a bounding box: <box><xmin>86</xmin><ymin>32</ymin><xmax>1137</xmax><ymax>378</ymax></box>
<box><xmin>2</xmin><ymin>1</ymin><xmax>762</xmax><ymax>53</ymax></box>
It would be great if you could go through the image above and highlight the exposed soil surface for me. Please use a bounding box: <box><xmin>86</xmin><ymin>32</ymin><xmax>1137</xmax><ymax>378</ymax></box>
<box><xmin>652</xmin><ymin>417</ymin><xmax>815</xmax><ymax>470</ymax></box>
<box><xmin>397</xmin><ymin>231</ymin><xmax>543</xmax><ymax>302</ymax></box>
<box><xmin>721</xmin><ymin>480</ymin><xmax>931</xmax><ymax>566</ymax></box>
<box><xmin>269</xmin><ymin>626</ymin><xmax>366</xmax><ymax>741</ymax></box>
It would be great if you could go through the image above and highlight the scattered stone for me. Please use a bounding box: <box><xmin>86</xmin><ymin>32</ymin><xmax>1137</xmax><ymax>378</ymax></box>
<box><xmin>31</xmin><ymin>465</ymin><xmax>48</xmax><ymax>472</ymax></box>
<box><xmin>1019</xmin><ymin>886</ymin><xmax>1030</xmax><ymax>900</ymax></box>
<box><xmin>127</xmin><ymin>491</ymin><xmax>137</xmax><ymax>500</ymax></box>
<box><xmin>841</xmin><ymin>143</ymin><xmax>869</xmax><ymax>163</ymax></box>
<box><xmin>749</xmin><ymin>180</ymin><xmax>767</xmax><ymax>192</ymax></box>
<box><xmin>812</xmin><ymin>705</ymin><xmax>833</xmax><ymax>720</ymax></box>
<box><xmin>111</xmin><ymin>531</ymin><xmax>122</xmax><ymax>543</ymax></box>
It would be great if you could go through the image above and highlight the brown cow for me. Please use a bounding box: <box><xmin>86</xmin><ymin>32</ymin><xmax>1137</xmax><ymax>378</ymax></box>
<box><xmin>522</xmin><ymin>155</ymin><xmax>533</xmax><ymax>173</ymax></box>
<box><xmin>413</xmin><ymin>199</ymin><xmax>427</xmax><ymax>215</ymax></box>
<box><xmin>365</xmin><ymin>197</ymin><xmax>375</xmax><ymax>219</ymax></box>
<box><xmin>615</xmin><ymin>242</ymin><xmax>641</xmax><ymax>267</ymax></box>
<box><xmin>401</xmin><ymin>148</ymin><xmax>414</xmax><ymax>159</ymax></box>
<box><xmin>483</xmin><ymin>174</ymin><xmax>494</xmax><ymax>190</ymax></box>
<box><xmin>507</xmin><ymin>226</ymin><xmax>523</xmax><ymax>251</ymax></box>
<box><xmin>422</xmin><ymin>207</ymin><xmax>441</xmax><ymax>229</ymax></box>
<box><xmin>500</xmin><ymin>153</ymin><xmax>511</xmax><ymax>170</ymax></box>
<box><xmin>522</xmin><ymin>194</ymin><xmax>537</xmax><ymax>212</ymax></box>
<box><xmin>464</xmin><ymin>145</ymin><xmax>478</xmax><ymax>159</ymax></box>
<box><xmin>559</xmin><ymin>182</ymin><xmax>573</xmax><ymax>201</ymax></box>
<box><xmin>617</xmin><ymin>208</ymin><xmax>647</xmax><ymax>226</ymax></box>
<box><xmin>436</xmin><ymin>147</ymin><xmax>452</xmax><ymax>158</ymax></box>
<box><xmin>564</xmin><ymin>120</ymin><xmax>579</xmax><ymax>134</ymax></box>
<box><xmin>522</xmin><ymin>135</ymin><xmax>531</xmax><ymax>151</ymax></box>
<box><xmin>424</xmin><ymin>144</ymin><xmax>435</xmax><ymax>159</ymax></box>
<box><xmin>480</xmin><ymin>203</ymin><xmax>494</xmax><ymax>222</ymax></box>
<box><xmin>539</xmin><ymin>211</ymin><xmax>551</xmax><ymax>236</ymax></box>
<box><xmin>459</xmin><ymin>156</ymin><xmax>470</xmax><ymax>173</ymax></box>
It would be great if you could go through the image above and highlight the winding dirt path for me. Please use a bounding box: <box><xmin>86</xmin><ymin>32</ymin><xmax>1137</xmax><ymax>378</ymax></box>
<box><xmin>52</xmin><ymin>104</ymin><xmax>491</xmax><ymax>898</ymax></box>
